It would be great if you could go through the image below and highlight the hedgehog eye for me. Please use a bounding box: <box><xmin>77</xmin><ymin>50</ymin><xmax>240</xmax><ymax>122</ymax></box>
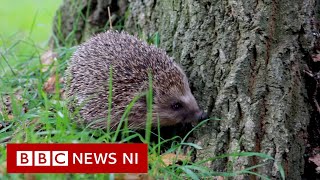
<box><xmin>171</xmin><ymin>102</ymin><xmax>183</xmax><ymax>111</ymax></box>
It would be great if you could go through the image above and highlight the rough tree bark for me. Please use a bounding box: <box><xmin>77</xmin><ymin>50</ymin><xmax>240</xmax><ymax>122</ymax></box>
<box><xmin>53</xmin><ymin>0</ymin><xmax>128</xmax><ymax>45</ymax></box>
<box><xmin>54</xmin><ymin>0</ymin><xmax>319</xmax><ymax>179</ymax></box>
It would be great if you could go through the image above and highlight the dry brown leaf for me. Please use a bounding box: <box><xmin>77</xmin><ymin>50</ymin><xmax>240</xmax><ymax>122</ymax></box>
<box><xmin>43</xmin><ymin>75</ymin><xmax>56</xmax><ymax>94</ymax></box>
<box><xmin>115</xmin><ymin>173</ymin><xmax>151</xmax><ymax>180</ymax></box>
<box><xmin>41</xmin><ymin>50</ymin><xmax>58</xmax><ymax>72</ymax></box>
<box><xmin>160</xmin><ymin>153</ymin><xmax>190</xmax><ymax>166</ymax></box>
<box><xmin>216</xmin><ymin>176</ymin><xmax>224</xmax><ymax>180</ymax></box>
<box><xmin>7</xmin><ymin>114</ymin><xmax>14</xmax><ymax>120</ymax></box>
<box><xmin>24</xmin><ymin>174</ymin><xmax>36</xmax><ymax>180</ymax></box>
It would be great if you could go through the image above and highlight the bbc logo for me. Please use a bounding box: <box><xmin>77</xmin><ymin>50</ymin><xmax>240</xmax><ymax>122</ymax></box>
<box><xmin>17</xmin><ymin>151</ymin><xmax>68</xmax><ymax>166</ymax></box>
<box><xmin>7</xmin><ymin>144</ymin><xmax>148</xmax><ymax>173</ymax></box>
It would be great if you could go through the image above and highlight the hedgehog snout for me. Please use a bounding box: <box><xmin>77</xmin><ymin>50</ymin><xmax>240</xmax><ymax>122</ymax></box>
<box><xmin>196</xmin><ymin>111</ymin><xmax>208</xmax><ymax>121</ymax></box>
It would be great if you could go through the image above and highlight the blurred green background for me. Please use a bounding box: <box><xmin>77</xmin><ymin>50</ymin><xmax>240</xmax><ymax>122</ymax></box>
<box><xmin>0</xmin><ymin>0</ymin><xmax>62</xmax><ymax>74</ymax></box>
<box><xmin>0</xmin><ymin>0</ymin><xmax>62</xmax><ymax>43</ymax></box>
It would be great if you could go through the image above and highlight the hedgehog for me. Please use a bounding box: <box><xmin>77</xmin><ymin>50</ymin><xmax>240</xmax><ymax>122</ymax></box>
<box><xmin>65</xmin><ymin>30</ymin><xmax>206</xmax><ymax>129</ymax></box>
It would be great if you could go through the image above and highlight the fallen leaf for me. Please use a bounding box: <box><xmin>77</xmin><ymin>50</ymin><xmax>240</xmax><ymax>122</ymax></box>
<box><xmin>7</xmin><ymin>115</ymin><xmax>14</xmax><ymax>120</ymax></box>
<box><xmin>41</xmin><ymin>50</ymin><xmax>58</xmax><ymax>72</ymax></box>
<box><xmin>43</xmin><ymin>75</ymin><xmax>56</xmax><ymax>94</ymax></box>
<box><xmin>24</xmin><ymin>174</ymin><xmax>36</xmax><ymax>180</ymax></box>
<box><xmin>160</xmin><ymin>153</ymin><xmax>190</xmax><ymax>166</ymax></box>
<box><xmin>115</xmin><ymin>173</ymin><xmax>151</xmax><ymax>180</ymax></box>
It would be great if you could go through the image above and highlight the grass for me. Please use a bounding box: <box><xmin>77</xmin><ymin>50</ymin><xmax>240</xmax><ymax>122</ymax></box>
<box><xmin>0</xmin><ymin>0</ymin><xmax>62</xmax><ymax>68</ymax></box>
<box><xmin>0</xmin><ymin>0</ymin><xmax>60</xmax><ymax>41</ymax></box>
<box><xmin>0</xmin><ymin>1</ymin><xmax>285</xmax><ymax>179</ymax></box>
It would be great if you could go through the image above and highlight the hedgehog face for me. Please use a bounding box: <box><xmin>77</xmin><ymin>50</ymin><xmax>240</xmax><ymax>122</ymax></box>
<box><xmin>153</xmin><ymin>85</ymin><xmax>204</xmax><ymax>126</ymax></box>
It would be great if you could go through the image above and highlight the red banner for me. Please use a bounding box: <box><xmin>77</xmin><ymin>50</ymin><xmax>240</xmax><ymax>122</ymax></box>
<box><xmin>7</xmin><ymin>143</ymin><xmax>148</xmax><ymax>173</ymax></box>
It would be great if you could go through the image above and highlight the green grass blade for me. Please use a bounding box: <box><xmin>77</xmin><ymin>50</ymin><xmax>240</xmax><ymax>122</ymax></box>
<box><xmin>107</xmin><ymin>65</ymin><xmax>113</xmax><ymax>135</ymax></box>
<box><xmin>179</xmin><ymin>166</ymin><xmax>200</xmax><ymax>180</ymax></box>
<box><xmin>145</xmin><ymin>72</ymin><xmax>153</xmax><ymax>143</ymax></box>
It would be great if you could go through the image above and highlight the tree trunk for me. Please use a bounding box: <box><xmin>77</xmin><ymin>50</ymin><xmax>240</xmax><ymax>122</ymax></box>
<box><xmin>52</xmin><ymin>0</ymin><xmax>128</xmax><ymax>45</ymax></box>
<box><xmin>125</xmin><ymin>1</ymin><xmax>317</xmax><ymax>179</ymax></box>
<box><xmin>54</xmin><ymin>0</ymin><xmax>319</xmax><ymax>179</ymax></box>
